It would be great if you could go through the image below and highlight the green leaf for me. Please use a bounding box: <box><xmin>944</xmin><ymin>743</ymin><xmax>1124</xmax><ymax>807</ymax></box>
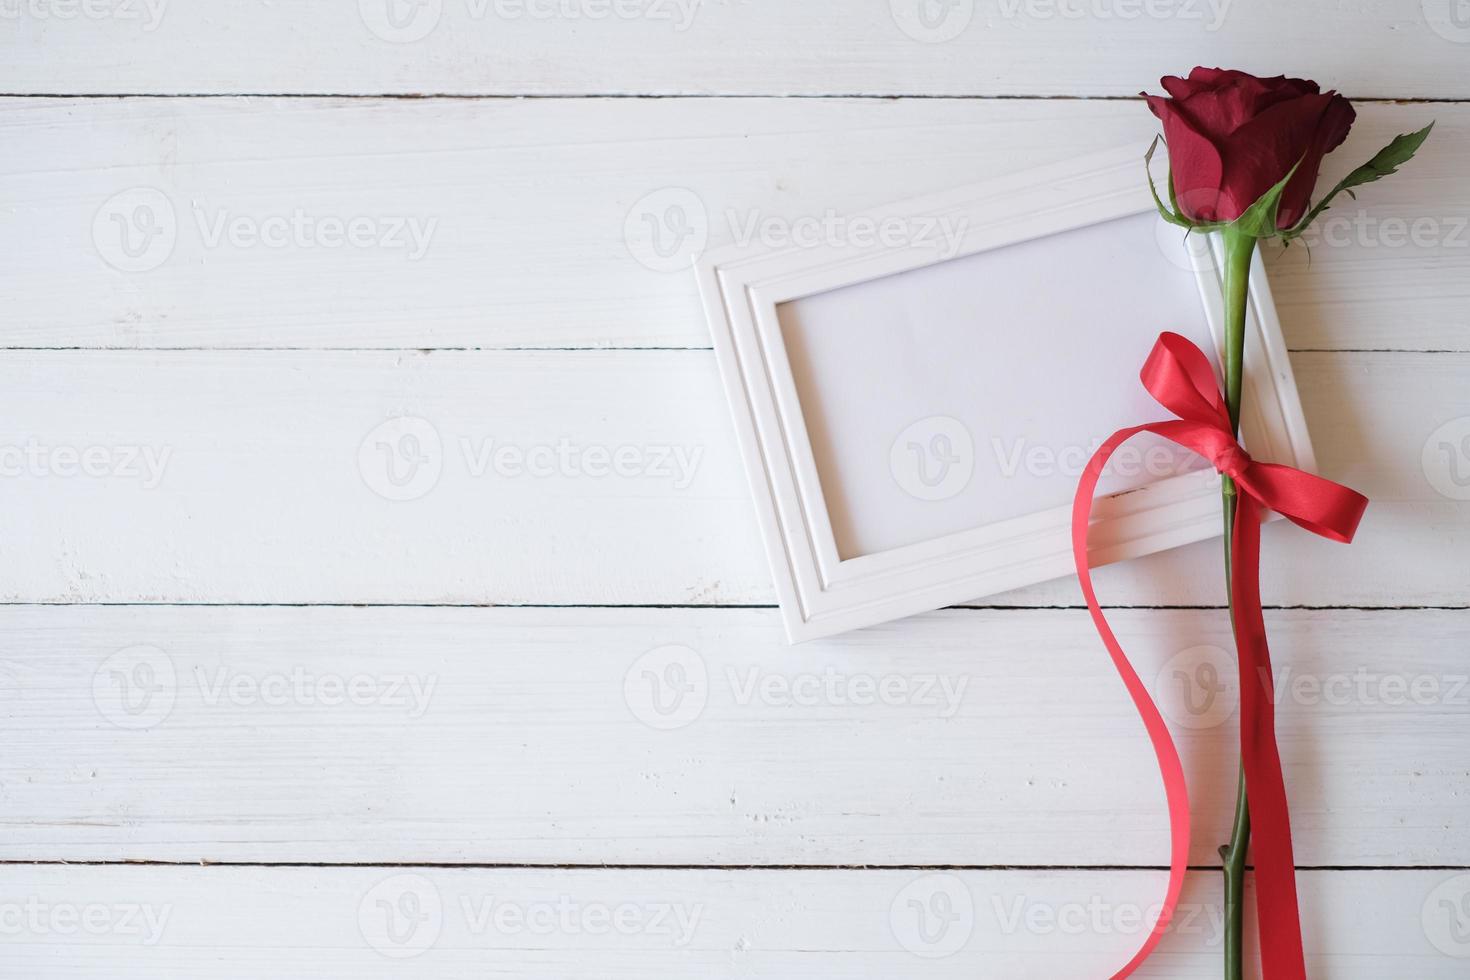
<box><xmin>1229</xmin><ymin>158</ymin><xmax>1302</xmax><ymax>239</ymax></box>
<box><xmin>1284</xmin><ymin>122</ymin><xmax>1434</xmax><ymax>239</ymax></box>
<box><xmin>1145</xmin><ymin>136</ymin><xmax>1194</xmax><ymax>229</ymax></box>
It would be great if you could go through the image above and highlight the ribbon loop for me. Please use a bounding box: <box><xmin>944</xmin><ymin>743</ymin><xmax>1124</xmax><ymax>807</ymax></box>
<box><xmin>1140</xmin><ymin>331</ymin><xmax>1233</xmax><ymax>428</ymax></box>
<box><xmin>1076</xmin><ymin>332</ymin><xmax>1367</xmax><ymax>980</ymax></box>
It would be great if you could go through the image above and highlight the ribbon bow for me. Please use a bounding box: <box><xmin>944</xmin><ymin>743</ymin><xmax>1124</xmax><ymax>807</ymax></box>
<box><xmin>1072</xmin><ymin>332</ymin><xmax>1367</xmax><ymax>979</ymax></box>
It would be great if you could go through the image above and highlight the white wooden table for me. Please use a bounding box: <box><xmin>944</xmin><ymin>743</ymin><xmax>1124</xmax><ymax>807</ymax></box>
<box><xmin>2</xmin><ymin>4</ymin><xmax>1468</xmax><ymax>976</ymax></box>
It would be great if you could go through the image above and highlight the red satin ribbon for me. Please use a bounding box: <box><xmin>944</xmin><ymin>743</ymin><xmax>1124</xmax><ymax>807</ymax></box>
<box><xmin>1071</xmin><ymin>332</ymin><xmax>1367</xmax><ymax>979</ymax></box>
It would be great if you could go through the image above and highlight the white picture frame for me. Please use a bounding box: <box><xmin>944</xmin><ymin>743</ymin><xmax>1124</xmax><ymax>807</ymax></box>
<box><xmin>696</xmin><ymin>146</ymin><xmax>1315</xmax><ymax>643</ymax></box>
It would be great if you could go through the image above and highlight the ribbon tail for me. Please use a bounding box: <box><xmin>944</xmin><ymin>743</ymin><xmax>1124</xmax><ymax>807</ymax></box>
<box><xmin>1072</xmin><ymin>425</ymin><xmax>1191</xmax><ymax>979</ymax></box>
<box><xmin>1231</xmin><ymin>492</ymin><xmax>1308</xmax><ymax>980</ymax></box>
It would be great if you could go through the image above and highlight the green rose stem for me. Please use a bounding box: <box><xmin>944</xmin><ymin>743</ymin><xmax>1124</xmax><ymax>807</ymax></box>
<box><xmin>1216</xmin><ymin>223</ymin><xmax>1256</xmax><ymax>980</ymax></box>
<box><xmin>1141</xmin><ymin>102</ymin><xmax>1430</xmax><ymax>980</ymax></box>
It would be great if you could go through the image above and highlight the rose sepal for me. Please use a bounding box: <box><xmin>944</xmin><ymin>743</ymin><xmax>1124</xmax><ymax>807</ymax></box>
<box><xmin>1227</xmin><ymin>160</ymin><xmax>1302</xmax><ymax>239</ymax></box>
<box><xmin>1145</xmin><ymin>136</ymin><xmax>1296</xmax><ymax>242</ymax></box>
<box><xmin>1144</xmin><ymin>135</ymin><xmax>1226</xmax><ymax>233</ymax></box>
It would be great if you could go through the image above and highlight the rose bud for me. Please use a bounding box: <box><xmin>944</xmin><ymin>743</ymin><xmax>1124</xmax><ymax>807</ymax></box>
<box><xmin>1143</xmin><ymin>67</ymin><xmax>1356</xmax><ymax>229</ymax></box>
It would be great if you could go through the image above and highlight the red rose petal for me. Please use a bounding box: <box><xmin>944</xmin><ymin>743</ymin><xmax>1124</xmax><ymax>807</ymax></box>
<box><xmin>1161</xmin><ymin>74</ymin><xmax>1197</xmax><ymax>99</ymax></box>
<box><xmin>1277</xmin><ymin>94</ymin><xmax>1356</xmax><ymax>227</ymax></box>
<box><xmin>1146</xmin><ymin>96</ymin><xmax>1227</xmax><ymax>222</ymax></box>
<box><xmin>1220</xmin><ymin>93</ymin><xmax>1338</xmax><ymax>226</ymax></box>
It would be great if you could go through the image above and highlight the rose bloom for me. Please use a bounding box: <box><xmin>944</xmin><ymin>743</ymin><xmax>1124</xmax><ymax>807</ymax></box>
<box><xmin>1143</xmin><ymin>67</ymin><xmax>1356</xmax><ymax>228</ymax></box>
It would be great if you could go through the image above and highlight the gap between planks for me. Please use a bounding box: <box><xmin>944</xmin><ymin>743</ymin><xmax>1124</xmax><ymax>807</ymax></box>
<box><xmin>0</xmin><ymin>602</ymin><xmax>1462</xmax><ymax>609</ymax></box>
<box><xmin>2</xmin><ymin>93</ymin><xmax>1469</xmax><ymax>103</ymax></box>
<box><xmin>3</xmin><ymin>861</ymin><xmax>1466</xmax><ymax>872</ymax></box>
<box><xmin>0</xmin><ymin>346</ymin><xmax>1465</xmax><ymax>354</ymax></box>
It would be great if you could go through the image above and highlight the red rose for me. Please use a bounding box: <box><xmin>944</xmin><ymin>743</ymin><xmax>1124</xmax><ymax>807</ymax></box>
<box><xmin>1143</xmin><ymin>67</ymin><xmax>1356</xmax><ymax>228</ymax></box>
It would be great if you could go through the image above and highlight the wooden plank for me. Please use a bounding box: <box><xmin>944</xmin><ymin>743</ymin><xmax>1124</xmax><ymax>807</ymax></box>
<box><xmin>0</xmin><ymin>348</ymin><xmax>1462</xmax><ymax>607</ymax></box>
<box><xmin>0</xmin><ymin>864</ymin><xmax>1461</xmax><ymax>976</ymax></box>
<box><xmin>2</xmin><ymin>0</ymin><xmax>1467</xmax><ymax>99</ymax></box>
<box><xmin>3</xmin><ymin>605</ymin><xmax>1466</xmax><ymax>866</ymax></box>
<box><xmin>1</xmin><ymin>97</ymin><xmax>1460</xmax><ymax>351</ymax></box>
